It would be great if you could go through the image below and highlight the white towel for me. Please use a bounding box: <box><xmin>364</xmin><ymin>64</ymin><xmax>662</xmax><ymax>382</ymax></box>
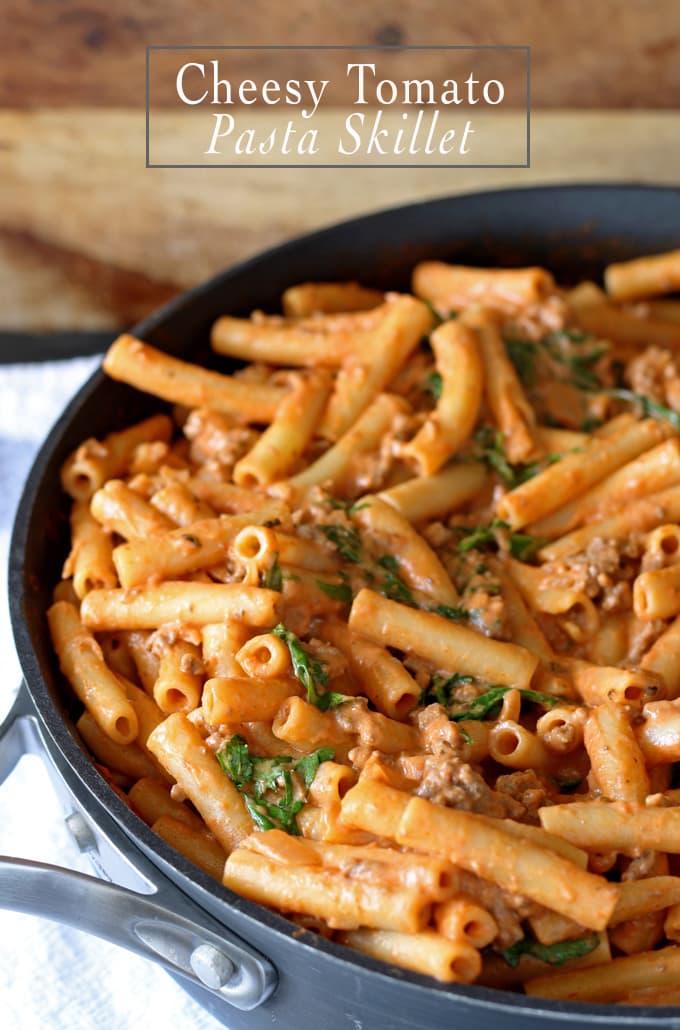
<box><xmin>0</xmin><ymin>357</ymin><xmax>224</xmax><ymax>1029</ymax></box>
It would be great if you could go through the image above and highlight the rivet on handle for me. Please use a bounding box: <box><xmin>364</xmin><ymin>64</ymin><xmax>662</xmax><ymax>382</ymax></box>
<box><xmin>190</xmin><ymin>943</ymin><xmax>235</xmax><ymax>988</ymax></box>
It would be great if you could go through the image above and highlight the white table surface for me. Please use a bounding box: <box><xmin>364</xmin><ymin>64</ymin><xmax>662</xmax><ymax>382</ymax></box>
<box><xmin>0</xmin><ymin>356</ymin><xmax>225</xmax><ymax>1029</ymax></box>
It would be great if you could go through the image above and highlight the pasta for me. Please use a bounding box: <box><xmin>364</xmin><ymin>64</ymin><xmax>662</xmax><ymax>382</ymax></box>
<box><xmin>48</xmin><ymin>248</ymin><xmax>680</xmax><ymax>1003</ymax></box>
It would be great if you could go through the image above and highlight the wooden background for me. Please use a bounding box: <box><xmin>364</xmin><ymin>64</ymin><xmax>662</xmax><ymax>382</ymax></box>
<box><xmin>1</xmin><ymin>1</ymin><xmax>679</xmax><ymax>333</ymax></box>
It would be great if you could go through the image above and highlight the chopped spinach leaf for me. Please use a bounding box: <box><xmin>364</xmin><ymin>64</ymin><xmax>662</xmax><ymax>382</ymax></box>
<box><xmin>294</xmin><ymin>747</ymin><xmax>335</xmax><ymax>789</ymax></box>
<box><xmin>606</xmin><ymin>388</ymin><xmax>680</xmax><ymax>433</ymax></box>
<box><xmin>454</xmin><ymin>519</ymin><xmax>544</xmax><ymax>562</ymax></box>
<box><xmin>315</xmin><ymin>579</ymin><xmax>353</xmax><ymax>603</ymax></box>
<box><xmin>505</xmin><ymin>337</ymin><xmax>539</xmax><ymax>388</ymax></box>
<box><xmin>273</xmin><ymin>624</ymin><xmax>350</xmax><ymax>711</ymax></box>
<box><xmin>376</xmin><ymin>554</ymin><xmax>416</xmax><ymax>606</ymax></box>
<box><xmin>543</xmin><ymin>331</ymin><xmax>608</xmax><ymax>392</ymax></box>
<box><xmin>318</xmin><ymin>523</ymin><xmax>363</xmax><ymax>563</ymax></box>
<box><xmin>449</xmin><ymin>685</ymin><xmax>559</xmax><ymax>723</ymax></box>
<box><xmin>326</xmin><ymin>497</ymin><xmax>369</xmax><ymax>515</ymax></box>
<box><xmin>260</xmin><ymin>552</ymin><xmax>283</xmax><ymax>591</ymax></box>
<box><xmin>216</xmin><ymin>734</ymin><xmax>335</xmax><ymax>835</ymax></box>
<box><xmin>433</xmin><ymin>604</ymin><xmax>471</xmax><ymax>623</ymax></box>
<box><xmin>421</xmin><ymin>672</ymin><xmax>474</xmax><ymax>707</ymax></box>
<box><xmin>473</xmin><ymin>427</ymin><xmax>559</xmax><ymax>489</ymax></box>
<box><xmin>424</xmin><ymin>369</ymin><xmax>443</xmax><ymax>400</ymax></box>
<box><xmin>501</xmin><ymin>933</ymin><xmax>599</xmax><ymax>969</ymax></box>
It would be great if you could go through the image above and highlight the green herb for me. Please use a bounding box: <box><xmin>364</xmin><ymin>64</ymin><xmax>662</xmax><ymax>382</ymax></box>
<box><xmin>294</xmin><ymin>747</ymin><xmax>335</xmax><ymax>789</ymax></box>
<box><xmin>315</xmin><ymin>579</ymin><xmax>353</xmax><ymax>603</ymax></box>
<box><xmin>421</xmin><ymin>672</ymin><xmax>474</xmax><ymax>707</ymax></box>
<box><xmin>422</xmin><ymin>299</ymin><xmax>456</xmax><ymax>325</ymax></box>
<box><xmin>508</xmin><ymin>532</ymin><xmax>544</xmax><ymax>562</ymax></box>
<box><xmin>456</xmin><ymin>520</ymin><xmax>506</xmax><ymax>554</ymax></box>
<box><xmin>454</xmin><ymin>519</ymin><xmax>544</xmax><ymax>563</ymax></box>
<box><xmin>216</xmin><ymin>733</ymin><xmax>253</xmax><ymax>785</ymax></box>
<box><xmin>318</xmin><ymin>523</ymin><xmax>363</xmax><ymax>563</ymax></box>
<box><xmin>263</xmin><ymin>518</ymin><xmax>282</xmax><ymax>528</ymax></box>
<box><xmin>376</xmin><ymin>554</ymin><xmax>416</xmax><ymax>606</ymax></box>
<box><xmin>424</xmin><ymin>369</ymin><xmax>443</xmax><ymax>400</ymax></box>
<box><xmin>272</xmin><ymin>624</ymin><xmax>350</xmax><ymax>711</ymax></box>
<box><xmin>473</xmin><ymin>428</ymin><xmax>517</xmax><ymax>486</ymax></box>
<box><xmin>552</xmin><ymin>773</ymin><xmax>584</xmax><ymax>793</ymax></box>
<box><xmin>501</xmin><ymin>933</ymin><xmax>599</xmax><ymax>969</ymax></box>
<box><xmin>216</xmin><ymin>735</ymin><xmax>335</xmax><ymax>835</ymax></box>
<box><xmin>260</xmin><ymin>552</ymin><xmax>283</xmax><ymax>591</ymax></box>
<box><xmin>543</xmin><ymin>330</ymin><xmax>608</xmax><ymax>392</ymax></box>
<box><xmin>433</xmin><ymin>604</ymin><xmax>471</xmax><ymax>623</ymax></box>
<box><xmin>181</xmin><ymin>533</ymin><xmax>202</xmax><ymax>547</ymax></box>
<box><xmin>448</xmin><ymin>686</ymin><xmax>560</xmax><ymax>723</ymax></box>
<box><xmin>606</xmin><ymin>388</ymin><xmax>680</xmax><ymax>432</ymax></box>
<box><xmin>580</xmin><ymin>416</ymin><xmax>604</xmax><ymax>432</ymax></box>
<box><xmin>326</xmin><ymin>498</ymin><xmax>369</xmax><ymax>515</ymax></box>
<box><xmin>472</xmin><ymin>427</ymin><xmax>558</xmax><ymax>489</ymax></box>
<box><xmin>505</xmin><ymin>337</ymin><xmax>539</xmax><ymax>387</ymax></box>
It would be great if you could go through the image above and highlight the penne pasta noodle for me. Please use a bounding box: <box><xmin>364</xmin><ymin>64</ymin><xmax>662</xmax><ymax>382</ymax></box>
<box><xmin>48</xmin><ymin>601</ymin><xmax>138</xmax><ymax>745</ymax></box>
<box><xmin>402</xmin><ymin>320</ymin><xmax>483</xmax><ymax>474</ymax></box>
<box><xmin>104</xmin><ymin>334</ymin><xmax>286</xmax><ymax>422</ymax></box>
<box><xmin>80</xmin><ymin>582</ymin><xmax>280</xmax><ymax>632</ymax></box>
<box><xmin>349</xmin><ymin>589</ymin><xmax>538</xmax><ymax>689</ymax></box>
<box><xmin>378</xmin><ymin>462</ymin><xmax>486</xmax><ymax>523</ymax></box>
<box><xmin>61</xmin><ymin>414</ymin><xmax>173</xmax><ymax>501</ymax></box>
<box><xmin>412</xmin><ymin>261</ymin><xmax>555</xmax><ymax>315</ymax></box>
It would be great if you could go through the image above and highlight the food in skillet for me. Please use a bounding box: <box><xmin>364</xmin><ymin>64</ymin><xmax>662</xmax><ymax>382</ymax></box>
<box><xmin>48</xmin><ymin>248</ymin><xmax>680</xmax><ymax>1002</ymax></box>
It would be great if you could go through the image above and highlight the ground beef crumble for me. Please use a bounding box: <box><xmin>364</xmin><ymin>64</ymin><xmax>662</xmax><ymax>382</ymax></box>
<box><xmin>545</xmin><ymin>535</ymin><xmax>644</xmax><ymax>613</ymax></box>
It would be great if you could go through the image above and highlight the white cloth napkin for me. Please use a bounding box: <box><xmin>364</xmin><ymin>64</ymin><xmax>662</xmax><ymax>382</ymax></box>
<box><xmin>0</xmin><ymin>357</ymin><xmax>224</xmax><ymax>1029</ymax></box>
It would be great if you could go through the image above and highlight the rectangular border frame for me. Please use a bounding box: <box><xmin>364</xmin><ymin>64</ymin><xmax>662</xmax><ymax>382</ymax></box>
<box><xmin>146</xmin><ymin>45</ymin><xmax>531</xmax><ymax>169</ymax></box>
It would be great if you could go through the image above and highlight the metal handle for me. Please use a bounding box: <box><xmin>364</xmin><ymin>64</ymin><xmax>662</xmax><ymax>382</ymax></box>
<box><xmin>0</xmin><ymin>686</ymin><xmax>277</xmax><ymax>1011</ymax></box>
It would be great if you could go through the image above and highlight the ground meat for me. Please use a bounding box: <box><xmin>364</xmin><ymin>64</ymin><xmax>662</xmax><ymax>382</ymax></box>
<box><xmin>495</xmin><ymin>770</ymin><xmax>555</xmax><ymax>824</ymax></box>
<box><xmin>416</xmin><ymin>751</ymin><xmax>526</xmax><ymax>820</ymax></box>
<box><xmin>626</xmin><ymin>346</ymin><xmax>679</xmax><ymax>406</ymax></box>
<box><xmin>503</xmin><ymin>294</ymin><xmax>568</xmax><ymax>342</ymax></box>
<box><xmin>184</xmin><ymin>409</ymin><xmax>258</xmax><ymax>469</ymax></box>
<box><xmin>547</xmin><ymin>535</ymin><xmax>644</xmax><ymax>614</ymax></box>
<box><xmin>413</xmin><ymin>704</ymin><xmax>464</xmax><ymax>753</ymax></box>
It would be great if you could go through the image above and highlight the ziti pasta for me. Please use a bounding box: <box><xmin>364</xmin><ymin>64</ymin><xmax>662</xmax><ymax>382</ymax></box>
<box><xmin>49</xmin><ymin>249</ymin><xmax>680</xmax><ymax>1001</ymax></box>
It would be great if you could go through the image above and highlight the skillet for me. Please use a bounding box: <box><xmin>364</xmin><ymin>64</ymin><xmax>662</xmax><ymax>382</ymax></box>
<box><xmin>6</xmin><ymin>184</ymin><xmax>680</xmax><ymax>1029</ymax></box>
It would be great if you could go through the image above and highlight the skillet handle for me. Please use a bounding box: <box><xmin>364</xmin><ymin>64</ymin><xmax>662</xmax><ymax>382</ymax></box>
<box><xmin>0</xmin><ymin>685</ymin><xmax>277</xmax><ymax>1011</ymax></box>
